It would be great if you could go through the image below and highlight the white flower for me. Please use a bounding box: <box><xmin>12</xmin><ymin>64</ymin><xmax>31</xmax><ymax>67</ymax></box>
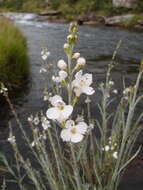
<box><xmin>57</xmin><ymin>59</ymin><xmax>67</xmax><ymax>70</ymax></box>
<box><xmin>72</xmin><ymin>70</ymin><xmax>95</xmax><ymax>97</ymax></box>
<box><xmin>109</xmin><ymin>80</ymin><xmax>114</xmax><ymax>86</ymax></box>
<box><xmin>113</xmin><ymin>151</ymin><xmax>118</xmax><ymax>159</ymax></box>
<box><xmin>39</xmin><ymin>134</ymin><xmax>47</xmax><ymax>140</ymax></box>
<box><xmin>104</xmin><ymin>145</ymin><xmax>110</xmax><ymax>151</ymax></box>
<box><xmin>113</xmin><ymin>89</ymin><xmax>118</xmax><ymax>94</ymax></box>
<box><xmin>123</xmin><ymin>87</ymin><xmax>130</xmax><ymax>95</ymax></box>
<box><xmin>59</xmin><ymin>70</ymin><xmax>68</xmax><ymax>80</ymax></box>
<box><xmin>40</xmin><ymin>67</ymin><xmax>47</xmax><ymax>73</ymax></box>
<box><xmin>28</xmin><ymin>115</ymin><xmax>33</xmax><ymax>122</ymax></box>
<box><xmin>41</xmin><ymin>116</ymin><xmax>51</xmax><ymax>130</ymax></box>
<box><xmin>44</xmin><ymin>95</ymin><xmax>48</xmax><ymax>101</ymax></box>
<box><xmin>52</xmin><ymin>76</ymin><xmax>60</xmax><ymax>83</ymax></box>
<box><xmin>76</xmin><ymin>115</ymin><xmax>84</xmax><ymax>122</ymax></box>
<box><xmin>41</xmin><ymin>49</ymin><xmax>50</xmax><ymax>60</ymax></box>
<box><xmin>49</xmin><ymin>95</ymin><xmax>62</xmax><ymax>106</ymax></box>
<box><xmin>0</xmin><ymin>87</ymin><xmax>8</xmax><ymax>94</ymax></box>
<box><xmin>77</xmin><ymin>57</ymin><xmax>86</xmax><ymax>67</ymax></box>
<box><xmin>8</xmin><ymin>135</ymin><xmax>16</xmax><ymax>144</ymax></box>
<box><xmin>72</xmin><ymin>52</ymin><xmax>80</xmax><ymax>59</ymax></box>
<box><xmin>33</xmin><ymin>116</ymin><xmax>40</xmax><ymax>125</ymax></box>
<box><xmin>52</xmin><ymin>71</ymin><xmax>68</xmax><ymax>83</ymax></box>
<box><xmin>60</xmin><ymin>120</ymin><xmax>88</xmax><ymax>143</ymax></box>
<box><xmin>31</xmin><ymin>141</ymin><xmax>35</xmax><ymax>147</ymax></box>
<box><xmin>88</xmin><ymin>123</ymin><xmax>94</xmax><ymax>130</ymax></box>
<box><xmin>46</xmin><ymin>95</ymin><xmax>73</xmax><ymax>122</ymax></box>
<box><xmin>85</xmin><ymin>96</ymin><xmax>91</xmax><ymax>103</ymax></box>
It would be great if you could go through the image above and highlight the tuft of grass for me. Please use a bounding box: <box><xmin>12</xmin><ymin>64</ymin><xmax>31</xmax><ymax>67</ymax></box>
<box><xmin>0</xmin><ymin>17</ymin><xmax>29</xmax><ymax>89</ymax></box>
<box><xmin>121</xmin><ymin>14</ymin><xmax>143</xmax><ymax>27</ymax></box>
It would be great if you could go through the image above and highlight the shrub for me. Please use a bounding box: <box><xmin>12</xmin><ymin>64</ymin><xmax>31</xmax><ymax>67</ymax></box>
<box><xmin>0</xmin><ymin>17</ymin><xmax>29</xmax><ymax>89</ymax></box>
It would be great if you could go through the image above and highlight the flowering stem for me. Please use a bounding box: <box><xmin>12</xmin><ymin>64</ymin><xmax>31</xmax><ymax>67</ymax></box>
<box><xmin>70</xmin><ymin>144</ymin><xmax>82</xmax><ymax>190</ymax></box>
<box><xmin>67</xmin><ymin>42</ymin><xmax>82</xmax><ymax>189</ymax></box>
<box><xmin>67</xmin><ymin>45</ymin><xmax>74</xmax><ymax>105</ymax></box>
<box><xmin>109</xmin><ymin>70</ymin><xmax>143</xmax><ymax>190</ymax></box>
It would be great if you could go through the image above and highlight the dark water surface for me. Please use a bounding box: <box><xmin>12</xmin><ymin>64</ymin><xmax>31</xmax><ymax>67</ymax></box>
<box><xmin>0</xmin><ymin>13</ymin><xmax>143</xmax><ymax>190</ymax></box>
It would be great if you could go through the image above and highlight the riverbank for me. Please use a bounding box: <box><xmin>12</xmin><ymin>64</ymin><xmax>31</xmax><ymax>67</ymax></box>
<box><xmin>36</xmin><ymin>10</ymin><xmax>143</xmax><ymax>30</ymax></box>
<box><xmin>0</xmin><ymin>17</ymin><xmax>29</xmax><ymax>91</ymax></box>
<box><xmin>0</xmin><ymin>0</ymin><xmax>143</xmax><ymax>30</ymax></box>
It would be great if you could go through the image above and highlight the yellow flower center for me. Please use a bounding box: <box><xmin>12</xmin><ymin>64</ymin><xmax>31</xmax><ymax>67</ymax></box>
<box><xmin>70</xmin><ymin>128</ymin><xmax>77</xmax><ymax>134</ymax></box>
<box><xmin>57</xmin><ymin>102</ymin><xmax>65</xmax><ymax>110</ymax></box>
<box><xmin>58</xmin><ymin>105</ymin><xmax>64</xmax><ymax>110</ymax></box>
<box><xmin>80</xmin><ymin>80</ymin><xmax>85</xmax><ymax>87</ymax></box>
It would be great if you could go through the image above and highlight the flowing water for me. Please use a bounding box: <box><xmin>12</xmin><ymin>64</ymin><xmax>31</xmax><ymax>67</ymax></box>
<box><xmin>0</xmin><ymin>13</ymin><xmax>143</xmax><ymax>190</ymax></box>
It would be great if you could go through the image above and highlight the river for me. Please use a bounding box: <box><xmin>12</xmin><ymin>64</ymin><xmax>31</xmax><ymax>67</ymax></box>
<box><xmin>0</xmin><ymin>12</ymin><xmax>143</xmax><ymax>190</ymax></box>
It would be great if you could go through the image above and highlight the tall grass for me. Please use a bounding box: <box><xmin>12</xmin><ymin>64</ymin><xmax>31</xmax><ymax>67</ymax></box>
<box><xmin>0</xmin><ymin>17</ymin><xmax>29</xmax><ymax>89</ymax></box>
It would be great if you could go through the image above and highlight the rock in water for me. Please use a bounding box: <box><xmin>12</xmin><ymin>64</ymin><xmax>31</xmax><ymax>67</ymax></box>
<box><xmin>105</xmin><ymin>14</ymin><xmax>135</xmax><ymax>26</ymax></box>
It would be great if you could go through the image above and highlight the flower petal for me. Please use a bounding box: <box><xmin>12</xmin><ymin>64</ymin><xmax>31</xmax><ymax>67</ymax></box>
<box><xmin>82</xmin><ymin>86</ymin><xmax>95</xmax><ymax>95</ymax></box>
<box><xmin>76</xmin><ymin>122</ymin><xmax>88</xmax><ymax>134</ymax></box>
<box><xmin>65</xmin><ymin>120</ymin><xmax>75</xmax><ymax>128</ymax></box>
<box><xmin>83</xmin><ymin>73</ymin><xmax>93</xmax><ymax>86</ymax></box>
<box><xmin>61</xmin><ymin>105</ymin><xmax>73</xmax><ymax>119</ymax></box>
<box><xmin>46</xmin><ymin>108</ymin><xmax>60</xmax><ymax>120</ymax></box>
<box><xmin>71</xmin><ymin>133</ymin><xmax>83</xmax><ymax>143</ymax></box>
<box><xmin>59</xmin><ymin>70</ymin><xmax>68</xmax><ymax>81</ymax></box>
<box><xmin>60</xmin><ymin>129</ymin><xmax>72</xmax><ymax>142</ymax></box>
<box><xmin>49</xmin><ymin>95</ymin><xmax>62</xmax><ymax>106</ymax></box>
<box><xmin>75</xmin><ymin>70</ymin><xmax>83</xmax><ymax>79</ymax></box>
<box><xmin>74</xmin><ymin>87</ymin><xmax>82</xmax><ymax>97</ymax></box>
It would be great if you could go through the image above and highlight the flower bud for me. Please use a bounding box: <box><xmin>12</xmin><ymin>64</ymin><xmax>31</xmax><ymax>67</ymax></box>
<box><xmin>72</xmin><ymin>52</ymin><xmax>80</xmax><ymax>59</ymax></box>
<box><xmin>108</xmin><ymin>80</ymin><xmax>114</xmax><ymax>86</ymax></box>
<box><xmin>77</xmin><ymin>57</ymin><xmax>86</xmax><ymax>66</ymax></box>
<box><xmin>59</xmin><ymin>70</ymin><xmax>68</xmax><ymax>81</ymax></box>
<box><xmin>57</xmin><ymin>59</ymin><xmax>67</xmax><ymax>70</ymax></box>
<box><xmin>67</xmin><ymin>34</ymin><xmax>77</xmax><ymax>44</ymax></box>
<box><xmin>63</xmin><ymin>43</ymin><xmax>70</xmax><ymax>54</ymax></box>
<box><xmin>69</xmin><ymin>22</ymin><xmax>77</xmax><ymax>34</ymax></box>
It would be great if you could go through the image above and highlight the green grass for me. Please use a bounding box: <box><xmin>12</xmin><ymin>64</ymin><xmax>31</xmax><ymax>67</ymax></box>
<box><xmin>120</xmin><ymin>14</ymin><xmax>143</xmax><ymax>27</ymax></box>
<box><xmin>0</xmin><ymin>0</ymin><xmax>49</xmax><ymax>13</ymax></box>
<box><xmin>0</xmin><ymin>17</ymin><xmax>29</xmax><ymax>89</ymax></box>
<box><xmin>0</xmin><ymin>0</ymin><xmax>143</xmax><ymax>21</ymax></box>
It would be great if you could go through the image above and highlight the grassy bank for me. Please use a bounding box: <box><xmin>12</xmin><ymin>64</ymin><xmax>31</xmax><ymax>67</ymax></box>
<box><xmin>0</xmin><ymin>0</ymin><xmax>143</xmax><ymax>26</ymax></box>
<box><xmin>0</xmin><ymin>0</ymin><xmax>48</xmax><ymax>12</ymax></box>
<box><xmin>0</xmin><ymin>17</ymin><xmax>29</xmax><ymax>90</ymax></box>
<box><xmin>0</xmin><ymin>0</ymin><xmax>143</xmax><ymax>15</ymax></box>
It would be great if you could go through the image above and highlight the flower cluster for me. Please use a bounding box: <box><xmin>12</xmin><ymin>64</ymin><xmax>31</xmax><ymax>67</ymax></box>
<box><xmin>41</xmin><ymin>48</ymin><xmax>50</xmax><ymax>61</ymax></box>
<box><xmin>102</xmin><ymin>137</ymin><xmax>118</xmax><ymax>159</ymax></box>
<box><xmin>40</xmin><ymin>23</ymin><xmax>95</xmax><ymax>143</ymax></box>
<box><xmin>28</xmin><ymin>114</ymin><xmax>51</xmax><ymax>130</ymax></box>
<box><xmin>23</xmin><ymin>23</ymin><xmax>95</xmax><ymax>145</ymax></box>
<box><xmin>123</xmin><ymin>86</ymin><xmax>135</xmax><ymax>101</ymax></box>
